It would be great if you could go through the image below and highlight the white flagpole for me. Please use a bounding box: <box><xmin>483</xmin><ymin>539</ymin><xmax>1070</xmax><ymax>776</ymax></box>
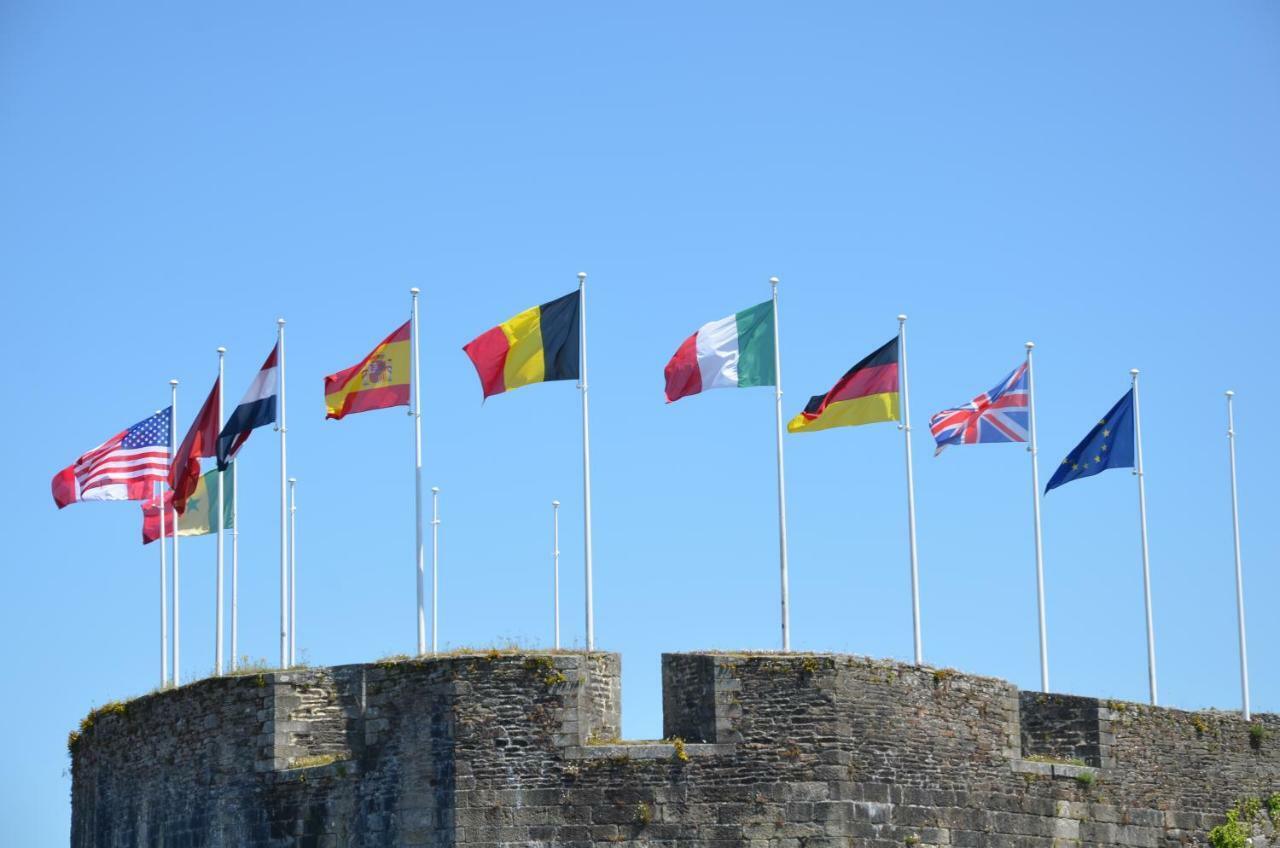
<box><xmin>215</xmin><ymin>347</ymin><xmax>226</xmax><ymax>676</ymax></box>
<box><xmin>1026</xmin><ymin>342</ymin><xmax>1049</xmax><ymax>692</ymax></box>
<box><xmin>277</xmin><ymin>319</ymin><xmax>288</xmax><ymax>669</ymax></box>
<box><xmin>552</xmin><ymin>499</ymin><xmax>561</xmax><ymax>650</ymax></box>
<box><xmin>170</xmin><ymin>378</ymin><xmax>181</xmax><ymax>685</ymax></box>
<box><xmin>898</xmin><ymin>315</ymin><xmax>922</xmax><ymax>666</ymax></box>
<box><xmin>578</xmin><ymin>271</ymin><xmax>595</xmax><ymax>652</ymax></box>
<box><xmin>1130</xmin><ymin>369</ymin><xmax>1157</xmax><ymax>705</ymax></box>
<box><xmin>231</xmin><ymin>459</ymin><xmax>239</xmax><ymax>672</ymax></box>
<box><xmin>431</xmin><ymin>486</ymin><xmax>440</xmax><ymax>654</ymax></box>
<box><xmin>1225</xmin><ymin>390</ymin><xmax>1250</xmax><ymax>720</ymax></box>
<box><xmin>770</xmin><ymin>277</ymin><xmax>791</xmax><ymax>652</ymax></box>
<box><xmin>289</xmin><ymin>477</ymin><xmax>297</xmax><ymax>667</ymax></box>
<box><xmin>411</xmin><ymin>287</ymin><xmax>426</xmax><ymax>656</ymax></box>
<box><xmin>158</xmin><ymin>479</ymin><xmax>168</xmax><ymax>689</ymax></box>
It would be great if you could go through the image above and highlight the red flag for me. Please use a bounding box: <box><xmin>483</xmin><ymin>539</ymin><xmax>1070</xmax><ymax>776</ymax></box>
<box><xmin>140</xmin><ymin>491</ymin><xmax>176</xmax><ymax>545</ymax></box>
<box><xmin>169</xmin><ymin>378</ymin><xmax>220</xmax><ymax>515</ymax></box>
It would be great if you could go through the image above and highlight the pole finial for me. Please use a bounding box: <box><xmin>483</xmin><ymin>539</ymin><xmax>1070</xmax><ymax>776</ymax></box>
<box><xmin>898</xmin><ymin>313</ymin><xmax>908</xmax><ymax>322</ymax></box>
<box><xmin>169</xmin><ymin>378</ymin><xmax>179</xmax><ymax>386</ymax></box>
<box><xmin>769</xmin><ymin>276</ymin><xmax>779</xmax><ymax>286</ymax></box>
<box><xmin>1225</xmin><ymin>389</ymin><xmax>1235</xmax><ymax>397</ymax></box>
<box><xmin>1025</xmin><ymin>341</ymin><xmax>1035</xmax><ymax>350</ymax></box>
<box><xmin>217</xmin><ymin>346</ymin><xmax>227</xmax><ymax>354</ymax></box>
<box><xmin>552</xmin><ymin>499</ymin><xmax>560</xmax><ymax>507</ymax></box>
<box><xmin>1130</xmin><ymin>368</ymin><xmax>1140</xmax><ymax>376</ymax></box>
<box><xmin>410</xmin><ymin>287</ymin><xmax>420</xmax><ymax>295</ymax></box>
<box><xmin>431</xmin><ymin>486</ymin><xmax>439</xmax><ymax>494</ymax></box>
<box><xmin>277</xmin><ymin>318</ymin><xmax>286</xmax><ymax>326</ymax></box>
<box><xmin>288</xmin><ymin>477</ymin><xmax>297</xmax><ymax>484</ymax></box>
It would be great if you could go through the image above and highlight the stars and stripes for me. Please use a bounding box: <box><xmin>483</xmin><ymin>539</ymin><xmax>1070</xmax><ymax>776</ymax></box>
<box><xmin>51</xmin><ymin>407</ymin><xmax>172</xmax><ymax>508</ymax></box>
<box><xmin>929</xmin><ymin>362</ymin><xmax>1029</xmax><ymax>455</ymax></box>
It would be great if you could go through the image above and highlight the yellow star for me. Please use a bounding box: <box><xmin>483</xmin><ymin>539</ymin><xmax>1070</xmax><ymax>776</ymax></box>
<box><xmin>1103</xmin><ymin>429</ymin><xmax>1111</xmax><ymax>437</ymax></box>
<box><xmin>1072</xmin><ymin>463</ymin><xmax>1080</xmax><ymax>471</ymax></box>
<box><xmin>1061</xmin><ymin>458</ymin><xmax>1069</xmax><ymax>465</ymax></box>
<box><xmin>1094</xmin><ymin>456</ymin><xmax>1101</xmax><ymax>463</ymax></box>
<box><xmin>1101</xmin><ymin>444</ymin><xmax>1108</xmax><ymax>451</ymax></box>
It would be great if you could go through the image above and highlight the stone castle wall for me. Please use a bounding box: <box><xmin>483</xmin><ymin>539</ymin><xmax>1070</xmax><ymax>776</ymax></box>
<box><xmin>70</xmin><ymin>651</ymin><xmax>1278</xmax><ymax>847</ymax></box>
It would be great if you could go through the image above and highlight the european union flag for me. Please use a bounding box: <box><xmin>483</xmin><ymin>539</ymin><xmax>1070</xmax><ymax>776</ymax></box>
<box><xmin>1045</xmin><ymin>390</ymin><xmax>1135</xmax><ymax>493</ymax></box>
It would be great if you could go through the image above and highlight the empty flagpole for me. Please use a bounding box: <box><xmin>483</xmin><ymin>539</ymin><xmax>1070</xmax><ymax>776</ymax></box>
<box><xmin>158</xmin><ymin>479</ymin><xmax>168</xmax><ymax>689</ymax></box>
<box><xmin>1130</xmin><ymin>369</ymin><xmax>1157</xmax><ymax>705</ymax></box>
<box><xmin>552</xmin><ymin>499</ymin><xmax>561</xmax><ymax>650</ymax></box>
<box><xmin>215</xmin><ymin>347</ymin><xmax>226</xmax><ymax>676</ymax></box>
<box><xmin>231</xmin><ymin>459</ymin><xmax>239</xmax><ymax>672</ymax></box>
<box><xmin>410</xmin><ymin>287</ymin><xmax>426</xmax><ymax>656</ymax></box>
<box><xmin>1225</xmin><ymin>391</ymin><xmax>1250</xmax><ymax>720</ymax></box>
<box><xmin>431</xmin><ymin>486</ymin><xmax>440</xmax><ymax>654</ymax></box>
<box><xmin>1026</xmin><ymin>342</ymin><xmax>1049</xmax><ymax>692</ymax></box>
<box><xmin>898</xmin><ymin>316</ymin><xmax>923</xmax><ymax>665</ymax></box>
<box><xmin>579</xmin><ymin>271</ymin><xmax>595</xmax><ymax>652</ymax></box>
<box><xmin>277</xmin><ymin>319</ymin><xmax>288</xmax><ymax>669</ymax></box>
<box><xmin>770</xmin><ymin>277</ymin><xmax>791</xmax><ymax>652</ymax></box>
<box><xmin>170</xmin><ymin>378</ymin><xmax>181</xmax><ymax>685</ymax></box>
<box><xmin>289</xmin><ymin>477</ymin><xmax>297</xmax><ymax>667</ymax></box>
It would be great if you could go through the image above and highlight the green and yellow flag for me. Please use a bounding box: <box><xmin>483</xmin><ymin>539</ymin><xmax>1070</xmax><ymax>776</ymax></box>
<box><xmin>142</xmin><ymin>464</ymin><xmax>234</xmax><ymax>544</ymax></box>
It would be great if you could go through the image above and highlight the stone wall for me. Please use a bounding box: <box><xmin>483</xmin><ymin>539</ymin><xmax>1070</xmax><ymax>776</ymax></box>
<box><xmin>70</xmin><ymin>651</ymin><xmax>1279</xmax><ymax>847</ymax></box>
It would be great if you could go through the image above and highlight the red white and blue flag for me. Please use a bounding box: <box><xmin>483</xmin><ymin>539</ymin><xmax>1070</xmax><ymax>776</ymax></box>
<box><xmin>929</xmin><ymin>362</ymin><xmax>1029</xmax><ymax>456</ymax></box>
<box><xmin>216</xmin><ymin>343</ymin><xmax>279</xmax><ymax>470</ymax></box>
<box><xmin>51</xmin><ymin>407</ymin><xmax>172</xmax><ymax>507</ymax></box>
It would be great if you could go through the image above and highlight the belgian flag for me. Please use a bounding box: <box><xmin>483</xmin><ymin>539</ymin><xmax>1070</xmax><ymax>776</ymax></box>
<box><xmin>463</xmin><ymin>291</ymin><xmax>581</xmax><ymax>398</ymax></box>
<box><xmin>788</xmin><ymin>337</ymin><xmax>900</xmax><ymax>433</ymax></box>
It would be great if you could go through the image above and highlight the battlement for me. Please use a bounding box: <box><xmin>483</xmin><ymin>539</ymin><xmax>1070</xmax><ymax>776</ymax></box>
<box><xmin>71</xmin><ymin>651</ymin><xmax>1278</xmax><ymax>847</ymax></box>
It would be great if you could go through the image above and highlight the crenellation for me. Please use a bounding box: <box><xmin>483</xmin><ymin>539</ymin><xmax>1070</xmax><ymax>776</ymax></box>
<box><xmin>70</xmin><ymin>651</ymin><xmax>1278</xmax><ymax>847</ymax></box>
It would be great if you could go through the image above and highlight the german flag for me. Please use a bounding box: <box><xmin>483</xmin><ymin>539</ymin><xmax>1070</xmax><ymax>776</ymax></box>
<box><xmin>463</xmin><ymin>290</ymin><xmax>580</xmax><ymax>398</ymax></box>
<box><xmin>324</xmin><ymin>321</ymin><xmax>412</xmax><ymax>420</ymax></box>
<box><xmin>788</xmin><ymin>337</ymin><xmax>900</xmax><ymax>433</ymax></box>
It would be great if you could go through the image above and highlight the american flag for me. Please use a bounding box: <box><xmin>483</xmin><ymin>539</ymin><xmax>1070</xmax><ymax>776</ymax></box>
<box><xmin>53</xmin><ymin>408</ymin><xmax>172</xmax><ymax>506</ymax></box>
<box><xmin>929</xmin><ymin>363</ymin><xmax>1029</xmax><ymax>455</ymax></box>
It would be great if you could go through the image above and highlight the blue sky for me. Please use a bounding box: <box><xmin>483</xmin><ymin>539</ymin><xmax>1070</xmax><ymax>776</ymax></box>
<box><xmin>3</xmin><ymin>2</ymin><xmax>1277</xmax><ymax>842</ymax></box>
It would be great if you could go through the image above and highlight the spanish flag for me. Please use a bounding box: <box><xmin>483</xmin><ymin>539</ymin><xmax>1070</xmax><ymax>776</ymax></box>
<box><xmin>324</xmin><ymin>321</ymin><xmax>412</xmax><ymax>420</ymax></box>
<box><xmin>463</xmin><ymin>290</ymin><xmax>580</xmax><ymax>398</ymax></box>
<box><xmin>788</xmin><ymin>338</ymin><xmax>900</xmax><ymax>433</ymax></box>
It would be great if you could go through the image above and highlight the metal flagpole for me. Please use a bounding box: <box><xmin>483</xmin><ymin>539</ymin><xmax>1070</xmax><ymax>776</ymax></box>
<box><xmin>553</xmin><ymin>499</ymin><xmax>561</xmax><ymax>650</ymax></box>
<box><xmin>277</xmin><ymin>319</ymin><xmax>288</xmax><ymax>669</ymax></box>
<box><xmin>1026</xmin><ymin>342</ymin><xmax>1049</xmax><ymax>692</ymax></box>
<box><xmin>231</xmin><ymin>460</ymin><xmax>239</xmax><ymax>672</ymax></box>
<box><xmin>770</xmin><ymin>277</ymin><xmax>791</xmax><ymax>652</ymax></box>
<box><xmin>289</xmin><ymin>477</ymin><xmax>297</xmax><ymax>667</ymax></box>
<box><xmin>410</xmin><ymin>287</ymin><xmax>426</xmax><ymax>656</ymax></box>
<box><xmin>158</xmin><ymin>480</ymin><xmax>168</xmax><ymax>689</ymax></box>
<box><xmin>215</xmin><ymin>347</ymin><xmax>226</xmax><ymax>676</ymax></box>
<box><xmin>1130</xmin><ymin>369</ymin><xmax>1157</xmax><ymax>705</ymax></box>
<box><xmin>579</xmin><ymin>272</ymin><xmax>595</xmax><ymax>652</ymax></box>
<box><xmin>431</xmin><ymin>486</ymin><xmax>440</xmax><ymax>654</ymax></box>
<box><xmin>170</xmin><ymin>378</ymin><xmax>181</xmax><ymax>685</ymax></box>
<box><xmin>898</xmin><ymin>315</ymin><xmax>922</xmax><ymax>666</ymax></box>
<box><xmin>1225</xmin><ymin>391</ymin><xmax>1250</xmax><ymax>720</ymax></box>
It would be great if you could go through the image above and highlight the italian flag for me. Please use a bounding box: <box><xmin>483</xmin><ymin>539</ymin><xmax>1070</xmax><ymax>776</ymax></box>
<box><xmin>664</xmin><ymin>300</ymin><xmax>776</xmax><ymax>402</ymax></box>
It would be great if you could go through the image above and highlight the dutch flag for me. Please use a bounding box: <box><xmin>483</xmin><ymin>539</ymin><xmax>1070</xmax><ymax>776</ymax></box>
<box><xmin>217</xmin><ymin>343</ymin><xmax>279</xmax><ymax>469</ymax></box>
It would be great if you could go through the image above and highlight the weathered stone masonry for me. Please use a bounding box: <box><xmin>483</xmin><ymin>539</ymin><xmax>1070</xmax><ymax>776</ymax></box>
<box><xmin>71</xmin><ymin>651</ymin><xmax>1278</xmax><ymax>847</ymax></box>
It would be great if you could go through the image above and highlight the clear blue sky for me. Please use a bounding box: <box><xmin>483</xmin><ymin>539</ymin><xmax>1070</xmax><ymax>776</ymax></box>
<box><xmin>3</xmin><ymin>3</ymin><xmax>1277</xmax><ymax>842</ymax></box>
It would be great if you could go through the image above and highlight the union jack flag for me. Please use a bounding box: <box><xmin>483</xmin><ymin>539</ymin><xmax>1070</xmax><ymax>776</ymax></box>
<box><xmin>929</xmin><ymin>363</ymin><xmax>1029</xmax><ymax>455</ymax></box>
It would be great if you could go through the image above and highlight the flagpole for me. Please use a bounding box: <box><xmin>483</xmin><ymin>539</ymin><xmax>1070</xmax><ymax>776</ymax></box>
<box><xmin>552</xmin><ymin>499</ymin><xmax>561</xmax><ymax>650</ymax></box>
<box><xmin>215</xmin><ymin>347</ymin><xmax>226</xmax><ymax>676</ymax></box>
<box><xmin>277</xmin><ymin>319</ymin><xmax>288</xmax><ymax>669</ymax></box>
<box><xmin>289</xmin><ymin>477</ymin><xmax>297</xmax><ymax>667</ymax></box>
<box><xmin>1225</xmin><ymin>390</ymin><xmax>1250</xmax><ymax>720</ymax></box>
<box><xmin>430</xmin><ymin>486</ymin><xmax>439</xmax><ymax>654</ymax></box>
<box><xmin>231</xmin><ymin>459</ymin><xmax>239</xmax><ymax>672</ymax></box>
<box><xmin>1130</xmin><ymin>369</ymin><xmax>1157</xmax><ymax>705</ymax></box>
<box><xmin>770</xmin><ymin>277</ymin><xmax>791</xmax><ymax>652</ymax></box>
<box><xmin>1026</xmin><ymin>342</ymin><xmax>1049</xmax><ymax>692</ymax></box>
<box><xmin>158</xmin><ymin>479</ymin><xmax>168</xmax><ymax>689</ymax></box>
<box><xmin>579</xmin><ymin>271</ymin><xmax>595</xmax><ymax>652</ymax></box>
<box><xmin>410</xmin><ymin>287</ymin><xmax>426</xmax><ymax>656</ymax></box>
<box><xmin>170</xmin><ymin>378</ymin><xmax>181</xmax><ymax>685</ymax></box>
<box><xmin>898</xmin><ymin>315</ymin><xmax>922</xmax><ymax>666</ymax></box>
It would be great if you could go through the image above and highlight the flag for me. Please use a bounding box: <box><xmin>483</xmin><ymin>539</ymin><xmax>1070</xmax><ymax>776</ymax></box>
<box><xmin>1044</xmin><ymin>390</ymin><xmax>1135</xmax><ymax>493</ymax></box>
<box><xmin>324</xmin><ymin>321</ymin><xmax>411</xmax><ymax>420</ymax></box>
<box><xmin>170</xmin><ymin>378</ymin><xmax>221</xmax><ymax>515</ymax></box>
<box><xmin>142</xmin><ymin>463</ymin><xmax>234</xmax><ymax>543</ymax></box>
<box><xmin>217</xmin><ymin>343</ymin><xmax>279</xmax><ymax>469</ymax></box>
<box><xmin>663</xmin><ymin>301</ymin><xmax>775</xmax><ymax>402</ymax></box>
<box><xmin>788</xmin><ymin>338</ymin><xmax>899</xmax><ymax>433</ymax></box>
<box><xmin>51</xmin><ymin>407</ymin><xmax>172</xmax><ymax>508</ymax></box>
<box><xmin>463</xmin><ymin>290</ymin><xmax>579</xmax><ymax>399</ymax></box>
<box><xmin>929</xmin><ymin>362</ymin><xmax>1029</xmax><ymax>455</ymax></box>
